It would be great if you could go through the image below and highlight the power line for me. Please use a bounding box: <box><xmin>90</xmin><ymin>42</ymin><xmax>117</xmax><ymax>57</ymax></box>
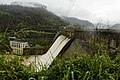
<box><xmin>64</xmin><ymin>0</ymin><xmax>72</xmax><ymax>16</ymax></box>
<box><xmin>64</xmin><ymin>0</ymin><xmax>77</xmax><ymax>17</ymax></box>
<box><xmin>67</xmin><ymin>0</ymin><xmax>76</xmax><ymax>16</ymax></box>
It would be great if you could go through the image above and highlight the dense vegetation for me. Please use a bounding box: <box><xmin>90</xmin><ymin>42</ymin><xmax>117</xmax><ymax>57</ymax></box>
<box><xmin>0</xmin><ymin>32</ymin><xmax>11</xmax><ymax>54</ymax></box>
<box><xmin>0</xmin><ymin>52</ymin><xmax>120</xmax><ymax>80</ymax></box>
<box><xmin>0</xmin><ymin>3</ymin><xmax>120</xmax><ymax>80</ymax></box>
<box><xmin>0</xmin><ymin>5</ymin><xmax>68</xmax><ymax>32</ymax></box>
<box><xmin>0</xmin><ymin>55</ymin><xmax>34</xmax><ymax>80</ymax></box>
<box><xmin>0</xmin><ymin>4</ymin><xmax>68</xmax><ymax>53</ymax></box>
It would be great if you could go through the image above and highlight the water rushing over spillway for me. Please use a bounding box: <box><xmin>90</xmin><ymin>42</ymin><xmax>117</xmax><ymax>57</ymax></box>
<box><xmin>23</xmin><ymin>35</ymin><xmax>71</xmax><ymax>71</ymax></box>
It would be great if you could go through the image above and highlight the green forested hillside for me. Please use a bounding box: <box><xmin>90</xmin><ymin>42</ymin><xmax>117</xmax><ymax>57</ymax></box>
<box><xmin>0</xmin><ymin>5</ymin><xmax>68</xmax><ymax>32</ymax></box>
<box><xmin>0</xmin><ymin>4</ymin><xmax>69</xmax><ymax>53</ymax></box>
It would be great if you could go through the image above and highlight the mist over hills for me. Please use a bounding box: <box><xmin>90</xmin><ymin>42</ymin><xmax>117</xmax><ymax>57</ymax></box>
<box><xmin>63</xmin><ymin>17</ymin><xmax>95</xmax><ymax>29</ymax></box>
<box><xmin>11</xmin><ymin>2</ymin><xmax>47</xmax><ymax>9</ymax></box>
<box><xmin>0</xmin><ymin>1</ymin><xmax>119</xmax><ymax>32</ymax></box>
<box><xmin>0</xmin><ymin>3</ymin><xmax>67</xmax><ymax>32</ymax></box>
<box><xmin>109</xmin><ymin>24</ymin><xmax>120</xmax><ymax>31</ymax></box>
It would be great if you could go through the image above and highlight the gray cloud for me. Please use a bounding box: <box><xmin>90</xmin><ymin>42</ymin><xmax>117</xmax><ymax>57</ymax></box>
<box><xmin>0</xmin><ymin>0</ymin><xmax>120</xmax><ymax>24</ymax></box>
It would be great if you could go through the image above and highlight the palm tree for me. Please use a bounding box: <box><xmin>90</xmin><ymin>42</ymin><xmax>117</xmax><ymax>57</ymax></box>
<box><xmin>0</xmin><ymin>28</ymin><xmax>12</xmax><ymax>54</ymax></box>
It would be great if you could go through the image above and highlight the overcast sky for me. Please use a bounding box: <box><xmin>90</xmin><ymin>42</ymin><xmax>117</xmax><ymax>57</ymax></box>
<box><xmin>0</xmin><ymin>0</ymin><xmax>120</xmax><ymax>24</ymax></box>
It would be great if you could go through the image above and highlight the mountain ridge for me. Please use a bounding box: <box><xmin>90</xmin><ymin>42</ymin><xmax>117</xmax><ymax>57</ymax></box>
<box><xmin>11</xmin><ymin>2</ymin><xmax>47</xmax><ymax>9</ymax></box>
<box><xmin>0</xmin><ymin>4</ymin><xmax>67</xmax><ymax>32</ymax></box>
<box><xmin>63</xmin><ymin>17</ymin><xmax>95</xmax><ymax>29</ymax></box>
<box><xmin>109</xmin><ymin>24</ymin><xmax>120</xmax><ymax>31</ymax></box>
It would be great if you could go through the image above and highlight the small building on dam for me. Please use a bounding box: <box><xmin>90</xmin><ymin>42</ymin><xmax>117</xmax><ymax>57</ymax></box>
<box><xmin>9</xmin><ymin>37</ymin><xmax>29</xmax><ymax>55</ymax></box>
<box><xmin>10</xmin><ymin>41</ymin><xmax>29</xmax><ymax>55</ymax></box>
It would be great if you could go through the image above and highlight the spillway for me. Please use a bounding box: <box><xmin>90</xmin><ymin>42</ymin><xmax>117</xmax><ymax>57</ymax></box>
<box><xmin>24</xmin><ymin>35</ymin><xmax>71</xmax><ymax>71</ymax></box>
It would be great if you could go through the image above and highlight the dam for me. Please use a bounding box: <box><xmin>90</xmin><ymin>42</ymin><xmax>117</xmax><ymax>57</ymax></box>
<box><xmin>23</xmin><ymin>35</ymin><xmax>71</xmax><ymax>71</ymax></box>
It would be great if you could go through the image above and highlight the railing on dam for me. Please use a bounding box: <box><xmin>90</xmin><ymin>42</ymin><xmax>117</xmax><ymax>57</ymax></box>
<box><xmin>59</xmin><ymin>28</ymin><xmax>120</xmax><ymax>48</ymax></box>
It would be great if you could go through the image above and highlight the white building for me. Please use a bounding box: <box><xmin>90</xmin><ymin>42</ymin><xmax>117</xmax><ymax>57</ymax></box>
<box><xmin>10</xmin><ymin>41</ymin><xmax>29</xmax><ymax>55</ymax></box>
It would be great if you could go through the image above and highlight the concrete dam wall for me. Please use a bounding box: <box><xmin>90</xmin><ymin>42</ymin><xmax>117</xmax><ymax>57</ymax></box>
<box><xmin>24</xmin><ymin>35</ymin><xmax>71</xmax><ymax>71</ymax></box>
